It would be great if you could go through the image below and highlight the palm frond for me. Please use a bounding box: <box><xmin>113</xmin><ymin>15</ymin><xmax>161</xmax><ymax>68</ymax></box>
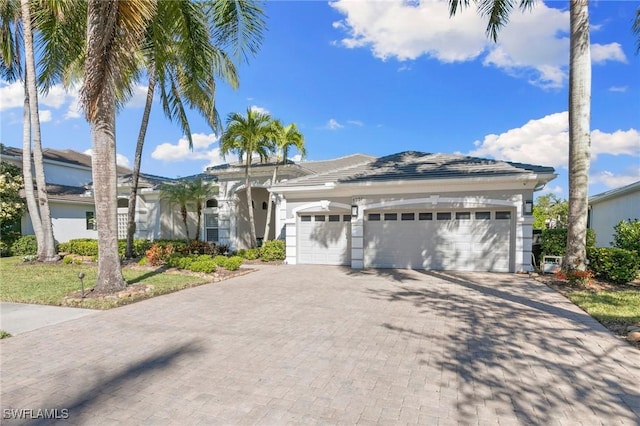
<box><xmin>208</xmin><ymin>0</ymin><xmax>266</xmax><ymax>64</ymax></box>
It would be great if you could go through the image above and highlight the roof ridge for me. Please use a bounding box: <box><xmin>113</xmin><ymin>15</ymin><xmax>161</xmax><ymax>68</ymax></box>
<box><xmin>277</xmin><ymin>156</ymin><xmax>376</xmax><ymax>186</ymax></box>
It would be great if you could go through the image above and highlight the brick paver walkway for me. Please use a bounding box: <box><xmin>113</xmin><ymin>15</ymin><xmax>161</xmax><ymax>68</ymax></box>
<box><xmin>1</xmin><ymin>265</ymin><xmax>639</xmax><ymax>425</ymax></box>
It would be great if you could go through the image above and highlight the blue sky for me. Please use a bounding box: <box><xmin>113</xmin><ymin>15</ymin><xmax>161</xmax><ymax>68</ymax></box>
<box><xmin>1</xmin><ymin>0</ymin><xmax>638</xmax><ymax>198</ymax></box>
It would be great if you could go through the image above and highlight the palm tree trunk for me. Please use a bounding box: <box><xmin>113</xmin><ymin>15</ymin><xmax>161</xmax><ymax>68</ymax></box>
<box><xmin>245</xmin><ymin>158</ymin><xmax>257</xmax><ymax>247</ymax></box>
<box><xmin>195</xmin><ymin>204</ymin><xmax>202</xmax><ymax>241</ymax></box>
<box><xmin>21</xmin><ymin>0</ymin><xmax>57</xmax><ymax>262</ymax></box>
<box><xmin>126</xmin><ymin>71</ymin><xmax>156</xmax><ymax>258</ymax></box>
<box><xmin>263</xmin><ymin>165</ymin><xmax>278</xmax><ymax>241</ymax></box>
<box><xmin>181</xmin><ymin>206</ymin><xmax>190</xmax><ymax>240</ymax></box>
<box><xmin>21</xmin><ymin>82</ymin><xmax>44</xmax><ymax>255</ymax></box>
<box><xmin>85</xmin><ymin>0</ymin><xmax>126</xmax><ymax>292</ymax></box>
<box><xmin>565</xmin><ymin>0</ymin><xmax>591</xmax><ymax>271</ymax></box>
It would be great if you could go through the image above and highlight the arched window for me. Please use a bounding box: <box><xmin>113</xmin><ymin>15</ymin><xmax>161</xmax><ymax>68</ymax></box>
<box><xmin>117</xmin><ymin>198</ymin><xmax>128</xmax><ymax>208</ymax></box>
<box><xmin>262</xmin><ymin>201</ymin><xmax>268</xmax><ymax>210</ymax></box>
<box><xmin>206</xmin><ymin>199</ymin><xmax>218</xmax><ymax>208</ymax></box>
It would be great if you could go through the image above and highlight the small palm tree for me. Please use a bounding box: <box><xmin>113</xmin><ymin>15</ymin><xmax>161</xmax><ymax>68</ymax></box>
<box><xmin>160</xmin><ymin>180</ymin><xmax>193</xmax><ymax>240</ymax></box>
<box><xmin>220</xmin><ymin>108</ymin><xmax>276</xmax><ymax>247</ymax></box>
<box><xmin>187</xmin><ymin>178</ymin><xmax>218</xmax><ymax>241</ymax></box>
<box><xmin>263</xmin><ymin>120</ymin><xmax>305</xmax><ymax>240</ymax></box>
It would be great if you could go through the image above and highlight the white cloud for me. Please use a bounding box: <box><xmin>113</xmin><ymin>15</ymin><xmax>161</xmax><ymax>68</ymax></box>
<box><xmin>608</xmin><ymin>86</ymin><xmax>628</xmax><ymax>93</ymax></box>
<box><xmin>0</xmin><ymin>81</ymin><xmax>24</xmax><ymax>110</ymax></box>
<box><xmin>250</xmin><ymin>105</ymin><xmax>270</xmax><ymax>115</ymax></box>
<box><xmin>151</xmin><ymin>132</ymin><xmax>237</xmax><ymax>169</ymax></box>
<box><xmin>347</xmin><ymin>120</ymin><xmax>364</xmax><ymax>127</ymax></box>
<box><xmin>467</xmin><ymin>112</ymin><xmax>640</xmax><ymax>169</ymax></box>
<box><xmin>538</xmin><ymin>185</ymin><xmax>564</xmax><ymax>195</ymax></box>
<box><xmin>126</xmin><ymin>84</ymin><xmax>149</xmax><ymax>108</ymax></box>
<box><xmin>591</xmin><ymin>170</ymin><xmax>640</xmax><ymax>189</ymax></box>
<box><xmin>591</xmin><ymin>43</ymin><xmax>627</xmax><ymax>64</ymax></box>
<box><xmin>330</xmin><ymin>1</ymin><xmax>627</xmax><ymax>89</ymax></box>
<box><xmin>83</xmin><ymin>149</ymin><xmax>131</xmax><ymax>168</ymax></box>
<box><xmin>325</xmin><ymin>118</ymin><xmax>344</xmax><ymax>130</ymax></box>
<box><xmin>39</xmin><ymin>110</ymin><xmax>52</xmax><ymax>123</ymax></box>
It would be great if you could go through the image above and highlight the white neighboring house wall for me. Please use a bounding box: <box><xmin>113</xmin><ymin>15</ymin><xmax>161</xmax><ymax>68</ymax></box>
<box><xmin>22</xmin><ymin>200</ymin><xmax>98</xmax><ymax>243</ymax></box>
<box><xmin>589</xmin><ymin>181</ymin><xmax>640</xmax><ymax>247</ymax></box>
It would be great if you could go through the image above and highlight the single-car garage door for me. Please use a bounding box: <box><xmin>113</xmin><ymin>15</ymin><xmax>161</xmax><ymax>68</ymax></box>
<box><xmin>298</xmin><ymin>213</ymin><xmax>351</xmax><ymax>265</ymax></box>
<box><xmin>364</xmin><ymin>210</ymin><xmax>512</xmax><ymax>272</ymax></box>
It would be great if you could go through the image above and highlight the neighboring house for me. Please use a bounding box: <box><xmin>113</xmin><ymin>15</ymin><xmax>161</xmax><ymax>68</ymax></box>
<box><xmin>0</xmin><ymin>146</ymin><xmax>217</xmax><ymax>243</ymax></box>
<box><xmin>269</xmin><ymin>151</ymin><xmax>556</xmax><ymax>273</ymax></box>
<box><xmin>588</xmin><ymin>180</ymin><xmax>640</xmax><ymax>247</ymax></box>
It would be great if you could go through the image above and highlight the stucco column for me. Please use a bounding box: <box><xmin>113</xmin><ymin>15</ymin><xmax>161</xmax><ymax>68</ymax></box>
<box><xmin>351</xmin><ymin>198</ymin><xmax>364</xmax><ymax>269</ymax></box>
<box><xmin>284</xmin><ymin>219</ymin><xmax>297</xmax><ymax>264</ymax></box>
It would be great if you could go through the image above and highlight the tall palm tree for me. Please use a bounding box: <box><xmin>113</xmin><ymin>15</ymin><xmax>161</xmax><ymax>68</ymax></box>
<box><xmin>81</xmin><ymin>0</ymin><xmax>155</xmax><ymax>292</ymax></box>
<box><xmin>160</xmin><ymin>180</ymin><xmax>193</xmax><ymax>240</ymax></box>
<box><xmin>220</xmin><ymin>108</ymin><xmax>275</xmax><ymax>247</ymax></box>
<box><xmin>1</xmin><ymin>0</ymin><xmax>58</xmax><ymax>261</ymax></box>
<box><xmin>263</xmin><ymin>120</ymin><xmax>305</xmax><ymax>241</ymax></box>
<box><xmin>187</xmin><ymin>178</ymin><xmax>218</xmax><ymax>241</ymax></box>
<box><xmin>20</xmin><ymin>0</ymin><xmax>57</xmax><ymax>261</ymax></box>
<box><xmin>125</xmin><ymin>0</ymin><xmax>265</xmax><ymax>258</ymax></box>
<box><xmin>449</xmin><ymin>0</ymin><xmax>592</xmax><ymax>271</ymax></box>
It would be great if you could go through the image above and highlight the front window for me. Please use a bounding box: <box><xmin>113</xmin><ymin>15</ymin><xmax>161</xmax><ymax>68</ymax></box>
<box><xmin>86</xmin><ymin>212</ymin><xmax>96</xmax><ymax>230</ymax></box>
<box><xmin>205</xmin><ymin>213</ymin><xmax>219</xmax><ymax>242</ymax></box>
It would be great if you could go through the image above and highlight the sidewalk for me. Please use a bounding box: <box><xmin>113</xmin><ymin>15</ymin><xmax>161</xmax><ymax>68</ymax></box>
<box><xmin>0</xmin><ymin>302</ymin><xmax>97</xmax><ymax>335</ymax></box>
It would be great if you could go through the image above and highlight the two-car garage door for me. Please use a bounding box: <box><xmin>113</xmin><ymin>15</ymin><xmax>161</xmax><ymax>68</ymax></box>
<box><xmin>364</xmin><ymin>210</ymin><xmax>512</xmax><ymax>272</ymax></box>
<box><xmin>296</xmin><ymin>209</ymin><xmax>513</xmax><ymax>272</ymax></box>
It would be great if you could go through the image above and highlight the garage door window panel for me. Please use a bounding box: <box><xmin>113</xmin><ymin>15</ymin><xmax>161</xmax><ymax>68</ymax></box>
<box><xmin>475</xmin><ymin>211</ymin><xmax>491</xmax><ymax>220</ymax></box>
<box><xmin>368</xmin><ymin>213</ymin><xmax>381</xmax><ymax>221</ymax></box>
<box><xmin>437</xmin><ymin>212</ymin><xmax>452</xmax><ymax>220</ymax></box>
<box><xmin>384</xmin><ymin>213</ymin><xmax>398</xmax><ymax>221</ymax></box>
<box><xmin>401</xmin><ymin>213</ymin><xmax>415</xmax><ymax>221</ymax></box>
<box><xmin>419</xmin><ymin>212</ymin><xmax>433</xmax><ymax>221</ymax></box>
<box><xmin>496</xmin><ymin>211</ymin><xmax>511</xmax><ymax>220</ymax></box>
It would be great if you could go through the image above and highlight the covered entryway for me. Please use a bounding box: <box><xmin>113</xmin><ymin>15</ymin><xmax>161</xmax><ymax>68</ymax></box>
<box><xmin>364</xmin><ymin>209</ymin><xmax>512</xmax><ymax>272</ymax></box>
<box><xmin>297</xmin><ymin>213</ymin><xmax>351</xmax><ymax>265</ymax></box>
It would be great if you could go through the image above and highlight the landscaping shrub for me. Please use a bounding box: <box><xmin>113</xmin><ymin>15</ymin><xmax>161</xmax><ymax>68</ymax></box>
<box><xmin>116</xmin><ymin>239</ymin><xmax>154</xmax><ymax>257</ymax></box>
<box><xmin>612</xmin><ymin>219</ymin><xmax>640</xmax><ymax>254</ymax></box>
<box><xmin>62</xmin><ymin>256</ymin><xmax>73</xmax><ymax>265</ymax></box>
<box><xmin>11</xmin><ymin>235</ymin><xmax>37</xmax><ymax>256</ymax></box>
<box><xmin>243</xmin><ymin>248</ymin><xmax>260</xmax><ymax>260</ymax></box>
<box><xmin>259</xmin><ymin>240</ymin><xmax>285</xmax><ymax>262</ymax></box>
<box><xmin>187</xmin><ymin>255</ymin><xmax>217</xmax><ymax>273</ymax></box>
<box><xmin>213</xmin><ymin>255</ymin><xmax>229</xmax><ymax>268</ymax></box>
<box><xmin>225</xmin><ymin>256</ymin><xmax>243</xmax><ymax>271</ymax></box>
<box><xmin>145</xmin><ymin>243</ymin><xmax>175</xmax><ymax>266</ymax></box>
<box><xmin>541</xmin><ymin>228</ymin><xmax>596</xmax><ymax>258</ymax></box>
<box><xmin>0</xmin><ymin>240</ymin><xmax>11</xmax><ymax>257</ymax></box>
<box><xmin>588</xmin><ymin>247</ymin><xmax>640</xmax><ymax>284</ymax></box>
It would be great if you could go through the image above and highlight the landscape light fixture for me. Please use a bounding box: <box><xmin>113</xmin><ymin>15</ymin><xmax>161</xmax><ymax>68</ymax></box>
<box><xmin>78</xmin><ymin>272</ymin><xmax>85</xmax><ymax>298</ymax></box>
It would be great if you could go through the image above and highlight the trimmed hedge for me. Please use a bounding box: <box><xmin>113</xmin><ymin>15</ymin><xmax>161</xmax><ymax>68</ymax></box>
<box><xmin>588</xmin><ymin>247</ymin><xmax>640</xmax><ymax>284</ymax></box>
<box><xmin>260</xmin><ymin>240</ymin><xmax>285</xmax><ymax>262</ymax></box>
<box><xmin>613</xmin><ymin>219</ymin><xmax>640</xmax><ymax>254</ymax></box>
<box><xmin>541</xmin><ymin>228</ymin><xmax>596</xmax><ymax>258</ymax></box>
<box><xmin>225</xmin><ymin>256</ymin><xmax>243</xmax><ymax>271</ymax></box>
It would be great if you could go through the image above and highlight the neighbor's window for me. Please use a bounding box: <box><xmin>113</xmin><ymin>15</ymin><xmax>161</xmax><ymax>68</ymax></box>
<box><xmin>328</xmin><ymin>215</ymin><xmax>340</xmax><ymax>222</ymax></box>
<box><xmin>475</xmin><ymin>211</ymin><xmax>491</xmax><ymax>220</ymax></box>
<box><xmin>437</xmin><ymin>212</ymin><xmax>452</xmax><ymax>220</ymax></box>
<box><xmin>384</xmin><ymin>213</ymin><xmax>397</xmax><ymax>221</ymax></box>
<box><xmin>496</xmin><ymin>211</ymin><xmax>512</xmax><ymax>220</ymax></box>
<box><xmin>455</xmin><ymin>212</ymin><xmax>471</xmax><ymax>220</ymax></box>
<box><xmin>86</xmin><ymin>212</ymin><xmax>96</xmax><ymax>230</ymax></box>
<box><xmin>368</xmin><ymin>213</ymin><xmax>381</xmax><ymax>221</ymax></box>
<box><xmin>419</xmin><ymin>212</ymin><xmax>433</xmax><ymax>221</ymax></box>
<box><xmin>401</xmin><ymin>213</ymin><xmax>415</xmax><ymax>221</ymax></box>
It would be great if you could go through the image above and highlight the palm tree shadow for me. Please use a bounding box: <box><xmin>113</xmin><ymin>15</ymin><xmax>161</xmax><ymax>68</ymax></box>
<box><xmin>30</xmin><ymin>341</ymin><xmax>203</xmax><ymax>425</ymax></box>
<box><xmin>126</xmin><ymin>267</ymin><xmax>166</xmax><ymax>285</ymax></box>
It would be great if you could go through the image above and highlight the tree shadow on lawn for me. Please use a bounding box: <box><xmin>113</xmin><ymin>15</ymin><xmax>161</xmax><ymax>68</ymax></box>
<box><xmin>125</xmin><ymin>267</ymin><xmax>166</xmax><ymax>285</ymax></box>
<box><xmin>31</xmin><ymin>341</ymin><xmax>203</xmax><ymax>425</ymax></box>
<box><xmin>367</xmin><ymin>270</ymin><xmax>640</xmax><ymax>425</ymax></box>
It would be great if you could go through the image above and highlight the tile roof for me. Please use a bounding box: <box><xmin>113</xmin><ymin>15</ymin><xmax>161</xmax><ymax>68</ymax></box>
<box><xmin>20</xmin><ymin>184</ymin><xmax>93</xmax><ymax>203</ymax></box>
<box><xmin>2</xmin><ymin>146</ymin><xmax>132</xmax><ymax>175</ymax></box>
<box><xmin>273</xmin><ymin>151</ymin><xmax>555</xmax><ymax>188</ymax></box>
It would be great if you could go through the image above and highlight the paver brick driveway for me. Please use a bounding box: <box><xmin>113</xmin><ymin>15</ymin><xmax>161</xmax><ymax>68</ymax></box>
<box><xmin>1</xmin><ymin>265</ymin><xmax>639</xmax><ymax>425</ymax></box>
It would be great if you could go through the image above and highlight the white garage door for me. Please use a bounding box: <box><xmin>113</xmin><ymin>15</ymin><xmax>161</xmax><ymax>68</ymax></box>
<box><xmin>364</xmin><ymin>210</ymin><xmax>512</xmax><ymax>272</ymax></box>
<box><xmin>298</xmin><ymin>213</ymin><xmax>351</xmax><ymax>265</ymax></box>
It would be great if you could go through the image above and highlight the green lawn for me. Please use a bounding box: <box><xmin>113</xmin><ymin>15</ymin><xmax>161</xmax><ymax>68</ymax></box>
<box><xmin>0</xmin><ymin>257</ymin><xmax>211</xmax><ymax>309</ymax></box>
<box><xmin>568</xmin><ymin>290</ymin><xmax>640</xmax><ymax>327</ymax></box>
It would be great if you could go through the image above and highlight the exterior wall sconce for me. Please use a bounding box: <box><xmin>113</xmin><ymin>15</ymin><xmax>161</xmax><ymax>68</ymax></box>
<box><xmin>524</xmin><ymin>200</ymin><xmax>533</xmax><ymax>215</ymax></box>
<box><xmin>351</xmin><ymin>205</ymin><xmax>358</xmax><ymax>216</ymax></box>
